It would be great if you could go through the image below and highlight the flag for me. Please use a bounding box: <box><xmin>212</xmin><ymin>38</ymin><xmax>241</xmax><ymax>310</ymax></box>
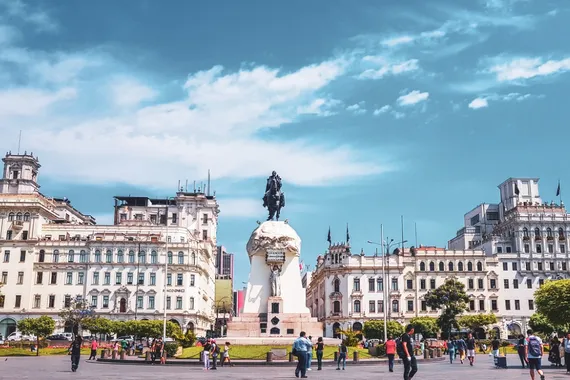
<box><xmin>327</xmin><ymin>227</ymin><xmax>331</xmax><ymax>245</ymax></box>
<box><xmin>556</xmin><ymin>181</ymin><xmax>561</xmax><ymax>197</ymax></box>
<box><xmin>514</xmin><ymin>183</ymin><xmax>520</xmax><ymax>196</ymax></box>
<box><xmin>346</xmin><ymin>224</ymin><xmax>350</xmax><ymax>244</ymax></box>
<box><xmin>299</xmin><ymin>260</ymin><xmax>303</xmax><ymax>271</ymax></box>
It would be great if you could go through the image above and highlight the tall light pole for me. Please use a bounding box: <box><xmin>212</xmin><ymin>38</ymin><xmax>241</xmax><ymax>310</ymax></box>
<box><xmin>162</xmin><ymin>197</ymin><xmax>174</xmax><ymax>344</ymax></box>
<box><xmin>134</xmin><ymin>241</ymin><xmax>141</xmax><ymax>320</ymax></box>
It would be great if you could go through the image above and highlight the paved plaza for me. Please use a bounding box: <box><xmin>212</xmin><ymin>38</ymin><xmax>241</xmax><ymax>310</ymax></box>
<box><xmin>0</xmin><ymin>356</ymin><xmax>568</xmax><ymax>380</ymax></box>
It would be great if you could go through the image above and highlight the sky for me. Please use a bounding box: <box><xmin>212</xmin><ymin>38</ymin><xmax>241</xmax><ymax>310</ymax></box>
<box><xmin>1</xmin><ymin>0</ymin><xmax>569</xmax><ymax>287</ymax></box>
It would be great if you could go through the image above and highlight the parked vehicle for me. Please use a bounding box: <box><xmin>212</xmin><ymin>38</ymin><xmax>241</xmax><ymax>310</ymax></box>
<box><xmin>7</xmin><ymin>332</ymin><xmax>36</xmax><ymax>341</ymax></box>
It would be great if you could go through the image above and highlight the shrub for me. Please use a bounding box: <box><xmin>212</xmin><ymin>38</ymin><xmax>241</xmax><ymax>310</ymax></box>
<box><xmin>177</xmin><ymin>330</ymin><xmax>196</xmax><ymax>348</ymax></box>
<box><xmin>164</xmin><ymin>342</ymin><xmax>179</xmax><ymax>358</ymax></box>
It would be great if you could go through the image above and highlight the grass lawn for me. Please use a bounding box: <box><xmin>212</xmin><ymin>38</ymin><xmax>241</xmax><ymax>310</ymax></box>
<box><xmin>0</xmin><ymin>347</ymin><xmax>91</xmax><ymax>357</ymax></box>
<box><xmin>178</xmin><ymin>345</ymin><xmax>372</xmax><ymax>360</ymax></box>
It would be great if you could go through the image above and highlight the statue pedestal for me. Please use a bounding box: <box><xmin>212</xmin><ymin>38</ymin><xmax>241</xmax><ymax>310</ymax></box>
<box><xmin>227</xmin><ymin>221</ymin><xmax>322</xmax><ymax>338</ymax></box>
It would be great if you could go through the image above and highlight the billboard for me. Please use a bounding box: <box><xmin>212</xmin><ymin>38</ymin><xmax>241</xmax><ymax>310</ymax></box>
<box><xmin>215</xmin><ymin>278</ymin><xmax>233</xmax><ymax>313</ymax></box>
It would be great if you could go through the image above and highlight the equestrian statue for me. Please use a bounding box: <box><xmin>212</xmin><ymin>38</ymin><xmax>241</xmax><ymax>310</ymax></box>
<box><xmin>262</xmin><ymin>171</ymin><xmax>285</xmax><ymax>221</ymax></box>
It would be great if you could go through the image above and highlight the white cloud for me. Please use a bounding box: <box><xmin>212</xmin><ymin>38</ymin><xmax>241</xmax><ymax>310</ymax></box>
<box><xmin>373</xmin><ymin>105</ymin><xmax>391</xmax><ymax>116</ymax></box>
<box><xmin>0</xmin><ymin>0</ymin><xmax>57</xmax><ymax>32</ymax></box>
<box><xmin>382</xmin><ymin>35</ymin><xmax>414</xmax><ymax>47</ymax></box>
<box><xmin>391</xmin><ymin>111</ymin><xmax>405</xmax><ymax>119</ymax></box>
<box><xmin>346</xmin><ymin>102</ymin><xmax>366</xmax><ymax>115</ymax></box>
<box><xmin>468</xmin><ymin>97</ymin><xmax>488</xmax><ymax>109</ymax></box>
<box><xmin>358</xmin><ymin>58</ymin><xmax>419</xmax><ymax>80</ymax></box>
<box><xmin>397</xmin><ymin>90</ymin><xmax>429</xmax><ymax>106</ymax></box>
<box><xmin>489</xmin><ymin>57</ymin><xmax>570</xmax><ymax>82</ymax></box>
<box><xmin>0</xmin><ymin>87</ymin><xmax>76</xmax><ymax>116</ymax></box>
<box><xmin>111</xmin><ymin>78</ymin><xmax>157</xmax><ymax>107</ymax></box>
<box><xmin>217</xmin><ymin>198</ymin><xmax>264</xmax><ymax>218</ymax></box>
<box><xmin>296</xmin><ymin>98</ymin><xmax>340</xmax><ymax>116</ymax></box>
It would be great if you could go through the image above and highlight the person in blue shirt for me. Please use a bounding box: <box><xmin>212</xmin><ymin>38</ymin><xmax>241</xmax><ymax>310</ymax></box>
<box><xmin>447</xmin><ymin>338</ymin><xmax>456</xmax><ymax>364</ymax></box>
<box><xmin>292</xmin><ymin>331</ymin><xmax>310</xmax><ymax>378</ymax></box>
<box><xmin>456</xmin><ymin>337</ymin><xmax>467</xmax><ymax>364</ymax></box>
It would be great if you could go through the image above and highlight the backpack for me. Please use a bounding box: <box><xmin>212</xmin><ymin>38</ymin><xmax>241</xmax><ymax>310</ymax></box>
<box><xmin>214</xmin><ymin>344</ymin><xmax>220</xmax><ymax>355</ymax></box>
<box><xmin>395</xmin><ymin>335</ymin><xmax>406</xmax><ymax>358</ymax></box>
<box><xmin>340</xmin><ymin>344</ymin><xmax>347</xmax><ymax>353</ymax></box>
<box><xmin>528</xmin><ymin>336</ymin><xmax>541</xmax><ymax>357</ymax></box>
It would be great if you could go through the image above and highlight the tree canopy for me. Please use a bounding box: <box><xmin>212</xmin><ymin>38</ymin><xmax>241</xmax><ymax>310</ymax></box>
<box><xmin>409</xmin><ymin>317</ymin><xmax>439</xmax><ymax>338</ymax></box>
<box><xmin>362</xmin><ymin>320</ymin><xmax>404</xmax><ymax>340</ymax></box>
<box><xmin>58</xmin><ymin>297</ymin><xmax>95</xmax><ymax>337</ymax></box>
<box><xmin>534</xmin><ymin>279</ymin><xmax>570</xmax><ymax>327</ymax></box>
<box><xmin>425</xmin><ymin>278</ymin><xmax>469</xmax><ymax>335</ymax></box>
<box><xmin>17</xmin><ymin>316</ymin><xmax>56</xmax><ymax>356</ymax></box>
<box><xmin>457</xmin><ymin>314</ymin><xmax>497</xmax><ymax>331</ymax></box>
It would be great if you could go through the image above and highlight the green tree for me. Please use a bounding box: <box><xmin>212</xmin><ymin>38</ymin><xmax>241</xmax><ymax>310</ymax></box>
<box><xmin>535</xmin><ymin>279</ymin><xmax>570</xmax><ymax>327</ymax></box>
<box><xmin>528</xmin><ymin>312</ymin><xmax>568</xmax><ymax>337</ymax></box>
<box><xmin>338</xmin><ymin>328</ymin><xmax>360</xmax><ymax>347</ymax></box>
<box><xmin>362</xmin><ymin>320</ymin><xmax>404</xmax><ymax>340</ymax></box>
<box><xmin>81</xmin><ymin>317</ymin><xmax>114</xmax><ymax>338</ymax></box>
<box><xmin>425</xmin><ymin>278</ymin><xmax>469</xmax><ymax>337</ymax></box>
<box><xmin>17</xmin><ymin>316</ymin><xmax>56</xmax><ymax>356</ymax></box>
<box><xmin>409</xmin><ymin>317</ymin><xmax>439</xmax><ymax>338</ymax></box>
<box><xmin>457</xmin><ymin>313</ymin><xmax>497</xmax><ymax>333</ymax></box>
<box><xmin>58</xmin><ymin>297</ymin><xmax>95</xmax><ymax>337</ymax></box>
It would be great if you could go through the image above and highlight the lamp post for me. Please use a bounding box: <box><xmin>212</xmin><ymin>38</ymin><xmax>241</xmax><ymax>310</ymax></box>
<box><xmin>162</xmin><ymin>197</ymin><xmax>175</xmax><ymax>344</ymax></box>
<box><xmin>367</xmin><ymin>225</ymin><xmax>407</xmax><ymax>343</ymax></box>
<box><xmin>135</xmin><ymin>241</ymin><xmax>142</xmax><ymax>320</ymax></box>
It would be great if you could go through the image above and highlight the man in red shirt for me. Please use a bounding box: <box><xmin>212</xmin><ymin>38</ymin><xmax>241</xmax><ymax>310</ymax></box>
<box><xmin>385</xmin><ymin>335</ymin><xmax>396</xmax><ymax>372</ymax></box>
<box><xmin>88</xmin><ymin>338</ymin><xmax>98</xmax><ymax>360</ymax></box>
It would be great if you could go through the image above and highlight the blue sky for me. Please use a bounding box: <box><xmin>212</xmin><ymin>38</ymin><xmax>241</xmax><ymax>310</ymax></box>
<box><xmin>1</xmin><ymin>0</ymin><xmax>569</xmax><ymax>286</ymax></box>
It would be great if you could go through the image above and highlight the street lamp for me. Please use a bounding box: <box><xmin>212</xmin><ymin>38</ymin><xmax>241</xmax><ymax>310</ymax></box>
<box><xmin>162</xmin><ymin>197</ymin><xmax>175</xmax><ymax>344</ymax></box>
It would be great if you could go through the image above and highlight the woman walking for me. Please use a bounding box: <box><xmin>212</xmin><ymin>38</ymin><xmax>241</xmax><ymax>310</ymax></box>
<box><xmin>221</xmin><ymin>342</ymin><xmax>233</xmax><ymax>367</ymax></box>
<box><xmin>316</xmin><ymin>337</ymin><xmax>324</xmax><ymax>370</ymax></box>
<box><xmin>516</xmin><ymin>334</ymin><xmax>528</xmax><ymax>368</ymax></box>
<box><xmin>447</xmin><ymin>338</ymin><xmax>456</xmax><ymax>364</ymax></box>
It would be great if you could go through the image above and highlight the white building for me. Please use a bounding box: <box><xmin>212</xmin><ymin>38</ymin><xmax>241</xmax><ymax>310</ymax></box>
<box><xmin>306</xmin><ymin>242</ymin><xmax>503</xmax><ymax>339</ymax></box>
<box><xmin>0</xmin><ymin>152</ymin><xmax>219</xmax><ymax>338</ymax></box>
<box><xmin>449</xmin><ymin>177</ymin><xmax>570</xmax><ymax>337</ymax></box>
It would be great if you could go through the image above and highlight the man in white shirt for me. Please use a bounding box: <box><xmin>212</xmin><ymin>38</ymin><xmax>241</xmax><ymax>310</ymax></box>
<box><xmin>525</xmin><ymin>329</ymin><xmax>545</xmax><ymax>380</ymax></box>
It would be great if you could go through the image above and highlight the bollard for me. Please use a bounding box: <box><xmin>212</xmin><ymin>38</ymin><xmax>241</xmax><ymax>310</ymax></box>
<box><xmin>334</xmin><ymin>351</ymin><xmax>339</xmax><ymax>362</ymax></box>
<box><xmin>288</xmin><ymin>352</ymin><xmax>294</xmax><ymax>362</ymax></box>
<box><xmin>101</xmin><ymin>349</ymin><xmax>107</xmax><ymax>359</ymax></box>
<box><xmin>145</xmin><ymin>351</ymin><xmax>151</xmax><ymax>361</ymax></box>
<box><xmin>424</xmin><ymin>349</ymin><xmax>428</xmax><ymax>359</ymax></box>
<box><xmin>437</xmin><ymin>348</ymin><xmax>441</xmax><ymax>358</ymax></box>
<box><xmin>266</xmin><ymin>352</ymin><xmax>273</xmax><ymax>363</ymax></box>
<box><xmin>120</xmin><ymin>351</ymin><xmax>126</xmax><ymax>360</ymax></box>
<box><xmin>353</xmin><ymin>351</ymin><xmax>359</xmax><ymax>363</ymax></box>
<box><xmin>429</xmin><ymin>349</ymin><xmax>433</xmax><ymax>359</ymax></box>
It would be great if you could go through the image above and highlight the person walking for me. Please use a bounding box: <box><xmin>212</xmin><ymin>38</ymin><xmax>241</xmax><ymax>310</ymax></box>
<box><xmin>447</xmin><ymin>338</ymin><xmax>456</xmax><ymax>364</ymax></box>
<box><xmin>315</xmin><ymin>337</ymin><xmax>324</xmax><ymax>370</ymax></box>
<box><xmin>385</xmin><ymin>335</ymin><xmax>396</xmax><ymax>372</ymax></box>
<box><xmin>88</xmin><ymin>338</ymin><xmax>98</xmax><ymax>360</ymax></box>
<box><xmin>563</xmin><ymin>332</ymin><xmax>570</xmax><ymax>374</ymax></box>
<box><xmin>292</xmin><ymin>331</ymin><xmax>310</xmax><ymax>378</ymax></box>
<box><xmin>517</xmin><ymin>334</ymin><xmax>529</xmax><ymax>368</ymax></box>
<box><xmin>69</xmin><ymin>336</ymin><xmax>82</xmax><ymax>372</ymax></box>
<box><xmin>490</xmin><ymin>336</ymin><xmax>500</xmax><ymax>358</ymax></box>
<box><xmin>526</xmin><ymin>329</ymin><xmax>545</xmax><ymax>380</ymax></box>
<box><xmin>210</xmin><ymin>339</ymin><xmax>219</xmax><ymax>370</ymax></box>
<box><xmin>401</xmin><ymin>324</ymin><xmax>418</xmax><ymax>380</ymax></box>
<box><xmin>221</xmin><ymin>342</ymin><xmax>232</xmax><ymax>367</ymax></box>
<box><xmin>202</xmin><ymin>339</ymin><xmax>211</xmax><ymax>370</ymax></box>
<box><xmin>457</xmin><ymin>336</ymin><xmax>466</xmax><ymax>364</ymax></box>
<box><xmin>306</xmin><ymin>336</ymin><xmax>313</xmax><ymax>371</ymax></box>
<box><xmin>337</xmin><ymin>340</ymin><xmax>348</xmax><ymax>370</ymax></box>
<box><xmin>466</xmin><ymin>333</ymin><xmax>476</xmax><ymax>366</ymax></box>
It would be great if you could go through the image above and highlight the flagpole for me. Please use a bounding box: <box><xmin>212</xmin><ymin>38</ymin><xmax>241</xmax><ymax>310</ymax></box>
<box><xmin>380</xmin><ymin>223</ymin><xmax>387</xmax><ymax>343</ymax></box>
<box><xmin>558</xmin><ymin>180</ymin><xmax>562</xmax><ymax>205</ymax></box>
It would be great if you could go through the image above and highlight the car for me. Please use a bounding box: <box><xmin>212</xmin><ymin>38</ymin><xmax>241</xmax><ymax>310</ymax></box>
<box><xmin>47</xmin><ymin>334</ymin><xmax>68</xmax><ymax>340</ymax></box>
<box><xmin>7</xmin><ymin>332</ymin><xmax>36</xmax><ymax>342</ymax></box>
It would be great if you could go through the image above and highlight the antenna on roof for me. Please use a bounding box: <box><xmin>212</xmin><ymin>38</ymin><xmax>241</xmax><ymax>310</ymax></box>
<box><xmin>178</xmin><ymin>180</ymin><xmax>181</xmax><ymax>192</ymax></box>
<box><xmin>193</xmin><ymin>181</ymin><xmax>196</xmax><ymax>192</ymax></box>
<box><xmin>207</xmin><ymin>170</ymin><xmax>211</xmax><ymax>196</ymax></box>
<box><xmin>17</xmin><ymin>130</ymin><xmax>22</xmax><ymax>155</ymax></box>
<box><xmin>185</xmin><ymin>179</ymin><xmax>188</xmax><ymax>192</ymax></box>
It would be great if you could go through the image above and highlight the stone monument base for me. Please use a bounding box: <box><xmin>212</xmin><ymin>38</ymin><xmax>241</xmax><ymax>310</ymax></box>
<box><xmin>227</xmin><ymin>311</ymin><xmax>323</xmax><ymax>340</ymax></box>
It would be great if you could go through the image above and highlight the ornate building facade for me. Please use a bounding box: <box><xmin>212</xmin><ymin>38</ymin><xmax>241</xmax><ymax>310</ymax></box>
<box><xmin>0</xmin><ymin>152</ymin><xmax>219</xmax><ymax>338</ymax></box>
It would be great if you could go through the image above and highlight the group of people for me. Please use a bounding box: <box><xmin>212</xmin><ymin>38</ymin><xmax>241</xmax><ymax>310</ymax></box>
<box><xmin>291</xmin><ymin>332</ymin><xmax>346</xmax><ymax>378</ymax></box>
<box><xmin>445</xmin><ymin>333</ymin><xmax>477</xmax><ymax>365</ymax></box>
<box><xmin>545</xmin><ymin>332</ymin><xmax>570</xmax><ymax>371</ymax></box>
<box><xmin>201</xmin><ymin>339</ymin><xmax>233</xmax><ymax>370</ymax></box>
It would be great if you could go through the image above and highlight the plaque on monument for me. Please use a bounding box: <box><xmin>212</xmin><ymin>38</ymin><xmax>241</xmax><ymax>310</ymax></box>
<box><xmin>266</xmin><ymin>249</ymin><xmax>286</xmax><ymax>263</ymax></box>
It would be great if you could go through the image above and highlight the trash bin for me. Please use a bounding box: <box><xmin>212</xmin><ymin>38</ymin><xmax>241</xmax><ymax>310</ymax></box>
<box><xmin>266</xmin><ymin>352</ymin><xmax>273</xmax><ymax>362</ymax></box>
<box><xmin>353</xmin><ymin>351</ymin><xmax>359</xmax><ymax>363</ymax></box>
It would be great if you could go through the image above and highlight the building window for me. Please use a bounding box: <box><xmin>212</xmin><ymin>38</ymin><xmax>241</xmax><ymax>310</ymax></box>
<box><xmin>430</xmin><ymin>279</ymin><xmax>436</xmax><ymax>289</ymax></box>
<box><xmin>392</xmin><ymin>300</ymin><xmax>399</xmax><ymax>313</ymax></box>
<box><xmin>151</xmin><ymin>251</ymin><xmax>158</xmax><ymax>264</ymax></box>
<box><xmin>116</xmin><ymin>272</ymin><xmax>122</xmax><ymax>285</ymax></box>
<box><xmin>166</xmin><ymin>296</ymin><xmax>171</xmax><ymax>310</ymax></box>
<box><xmin>176</xmin><ymin>296</ymin><xmax>182</xmax><ymax>309</ymax></box>
<box><xmin>368</xmin><ymin>278</ymin><xmax>375</xmax><ymax>292</ymax></box>
<box><xmin>64</xmin><ymin>295</ymin><xmax>71</xmax><ymax>308</ymax></box>
<box><xmin>506</xmin><ymin>246</ymin><xmax>512</xmax><ymax>253</ymax></box>
<box><xmin>561</xmin><ymin>245</ymin><xmax>566</xmax><ymax>254</ymax></box>
<box><xmin>477</xmin><ymin>262</ymin><xmax>483</xmax><ymax>271</ymax></box>
<box><xmin>104</xmin><ymin>272</ymin><xmax>110</xmax><ymax>285</ymax></box>
<box><xmin>504</xmin><ymin>279</ymin><xmax>509</xmax><ymax>289</ymax></box>
<box><xmin>369</xmin><ymin>300</ymin><xmax>376</xmax><ymax>313</ymax></box>
<box><xmin>202</xmin><ymin>230</ymin><xmax>208</xmax><ymax>240</ymax></box>
<box><xmin>528</xmin><ymin>300</ymin><xmax>534</xmax><ymax>310</ymax></box>
<box><xmin>563</xmin><ymin>262</ymin><xmax>568</xmax><ymax>271</ymax></box>
<box><xmin>167</xmin><ymin>252</ymin><xmax>173</xmax><ymax>265</ymax></box>
<box><xmin>468</xmin><ymin>279</ymin><xmax>474</xmax><ymax>289</ymax></box>
<box><xmin>94</xmin><ymin>250</ymin><xmax>101</xmax><ymax>263</ymax></box>
<box><xmin>148</xmin><ymin>296</ymin><xmax>155</xmax><ymax>309</ymax></box>
<box><xmin>78</xmin><ymin>250</ymin><xmax>86</xmax><ymax>263</ymax></box>
<box><xmin>496</xmin><ymin>247</ymin><xmax>503</xmax><ymax>253</ymax></box>
<box><xmin>549</xmin><ymin>262</ymin><xmax>555</xmax><ymax>271</ymax></box>
<box><xmin>438</xmin><ymin>262</ymin><xmax>444</xmax><ymax>271</ymax></box>
<box><xmin>406</xmin><ymin>279</ymin><xmax>413</xmax><ymax>290</ymax></box>
<box><xmin>448</xmin><ymin>262</ymin><xmax>454</xmax><ymax>271</ymax></box>
<box><xmin>175</xmin><ymin>273</ymin><xmax>182</xmax><ymax>286</ymax></box>
<box><xmin>526</xmin><ymin>278</ymin><xmax>532</xmax><ymax>288</ymax></box>
<box><xmin>17</xmin><ymin>272</ymin><xmax>24</xmax><ymax>284</ymax></box>
<box><xmin>536</xmin><ymin>245</ymin><xmax>542</xmax><ymax>254</ymax></box>
<box><xmin>14</xmin><ymin>295</ymin><xmax>21</xmax><ymax>308</ymax></box>
<box><xmin>513</xmin><ymin>279</ymin><xmax>519</xmax><ymax>289</ymax></box>
<box><xmin>467</xmin><ymin>262</ymin><xmax>473</xmax><ymax>271</ymax></box>
<box><xmin>92</xmin><ymin>272</ymin><xmax>99</xmax><ymax>285</ymax></box>
<box><xmin>167</xmin><ymin>274</ymin><xmax>172</xmax><ymax>286</ymax></box>
<box><xmin>376</xmin><ymin>278</ymin><xmax>383</xmax><ymax>292</ymax></box>
<box><xmin>391</xmin><ymin>278</ymin><xmax>398</xmax><ymax>291</ymax></box>
<box><xmin>191</xmin><ymin>252</ymin><xmax>196</xmax><ymax>265</ymax></box>
<box><xmin>420</xmin><ymin>279</ymin><xmax>426</xmax><ymax>290</ymax></box>
<box><xmin>128</xmin><ymin>250</ymin><xmax>135</xmax><ymax>263</ymax></box>
<box><xmin>50</xmin><ymin>272</ymin><xmax>57</xmax><ymax>284</ymax></box>
<box><xmin>429</xmin><ymin>262</ymin><xmax>435</xmax><ymax>271</ymax></box>
<box><xmin>490</xmin><ymin>279</ymin><xmax>496</xmax><ymax>289</ymax></box>
<box><xmin>539</xmin><ymin>279</ymin><xmax>544</xmax><ymax>287</ymax></box>
<box><xmin>127</xmin><ymin>272</ymin><xmax>134</xmax><ymax>284</ymax></box>
<box><xmin>491</xmin><ymin>299</ymin><xmax>497</xmax><ymax>311</ymax></box>
<box><xmin>103</xmin><ymin>296</ymin><xmax>109</xmax><ymax>308</ymax></box>
<box><xmin>377</xmin><ymin>300</ymin><xmax>384</xmax><ymax>313</ymax></box>
<box><xmin>49</xmin><ymin>295</ymin><xmax>55</xmax><ymax>308</ymax></box>
<box><xmin>33</xmin><ymin>295</ymin><xmax>41</xmax><ymax>309</ymax></box>
<box><xmin>525</xmin><ymin>262</ymin><xmax>531</xmax><ymax>271</ymax></box>
<box><xmin>8</xmin><ymin>213</ymin><xmax>15</xmax><ymax>221</ymax></box>
<box><xmin>117</xmin><ymin>250</ymin><xmax>124</xmax><ymax>263</ymax></box>
<box><xmin>421</xmin><ymin>301</ymin><xmax>427</xmax><ymax>311</ymax></box>
<box><xmin>189</xmin><ymin>297</ymin><xmax>194</xmax><ymax>310</ymax></box>
<box><xmin>537</xmin><ymin>262</ymin><xmax>543</xmax><ymax>271</ymax></box>
<box><xmin>524</xmin><ymin>244</ymin><xmax>530</xmax><ymax>253</ymax></box>
<box><xmin>90</xmin><ymin>295</ymin><xmax>97</xmax><ymax>308</ymax></box>
<box><xmin>407</xmin><ymin>300</ymin><xmax>414</xmax><ymax>312</ymax></box>
<box><xmin>150</xmin><ymin>273</ymin><xmax>156</xmax><ymax>286</ymax></box>
<box><xmin>478</xmin><ymin>279</ymin><xmax>484</xmax><ymax>289</ymax></box>
<box><xmin>548</xmin><ymin>244</ymin><xmax>554</xmax><ymax>253</ymax></box>
<box><xmin>503</xmin><ymin>262</ymin><xmax>508</xmax><ymax>271</ymax></box>
<box><xmin>353</xmin><ymin>300</ymin><xmax>361</xmax><ymax>313</ymax></box>
<box><xmin>514</xmin><ymin>300</ymin><xmax>520</xmax><ymax>310</ymax></box>
<box><xmin>505</xmin><ymin>300</ymin><xmax>511</xmax><ymax>310</ymax></box>
<box><xmin>178</xmin><ymin>252</ymin><xmax>184</xmax><ymax>264</ymax></box>
<box><xmin>65</xmin><ymin>272</ymin><xmax>72</xmax><ymax>285</ymax></box>
<box><xmin>419</xmin><ymin>262</ymin><xmax>426</xmax><ymax>271</ymax></box>
<box><xmin>458</xmin><ymin>262</ymin><xmax>464</xmax><ymax>271</ymax></box>
<box><xmin>3</xmin><ymin>251</ymin><xmax>10</xmax><ymax>262</ymax></box>
<box><xmin>139</xmin><ymin>251</ymin><xmax>146</xmax><ymax>264</ymax></box>
<box><xmin>512</xmin><ymin>262</ymin><xmax>517</xmax><ymax>271</ymax></box>
<box><xmin>138</xmin><ymin>273</ymin><xmax>144</xmax><ymax>285</ymax></box>
<box><xmin>36</xmin><ymin>272</ymin><xmax>43</xmax><ymax>284</ymax></box>
<box><xmin>479</xmin><ymin>299</ymin><xmax>485</xmax><ymax>311</ymax></box>
<box><xmin>1</xmin><ymin>272</ymin><xmax>6</xmax><ymax>284</ymax></box>
<box><xmin>534</xmin><ymin>227</ymin><xmax>541</xmax><ymax>238</ymax></box>
<box><xmin>469</xmin><ymin>300</ymin><xmax>475</xmax><ymax>311</ymax></box>
<box><xmin>137</xmin><ymin>296</ymin><xmax>143</xmax><ymax>309</ymax></box>
<box><xmin>104</xmin><ymin>250</ymin><xmax>112</xmax><ymax>263</ymax></box>
<box><xmin>190</xmin><ymin>274</ymin><xmax>195</xmax><ymax>286</ymax></box>
<box><xmin>77</xmin><ymin>272</ymin><xmax>84</xmax><ymax>285</ymax></box>
<box><xmin>353</xmin><ymin>278</ymin><xmax>360</xmax><ymax>292</ymax></box>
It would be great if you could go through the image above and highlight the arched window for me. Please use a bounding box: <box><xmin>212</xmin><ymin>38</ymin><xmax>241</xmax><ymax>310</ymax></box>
<box><xmin>354</xmin><ymin>300</ymin><xmax>361</xmax><ymax>313</ymax></box>
<box><xmin>458</xmin><ymin>262</ymin><xmax>464</xmax><ymax>271</ymax></box>
<box><xmin>392</xmin><ymin>300</ymin><xmax>399</xmax><ymax>313</ymax></box>
<box><xmin>94</xmin><ymin>250</ymin><xmax>101</xmax><ymax>263</ymax></box>
<box><xmin>117</xmin><ymin>250</ymin><xmax>124</xmax><ymax>263</ymax></box>
<box><xmin>559</xmin><ymin>228</ymin><xmax>565</xmax><ymax>238</ymax></box>
<box><xmin>419</xmin><ymin>262</ymin><xmax>426</xmax><ymax>271</ymax></box>
<box><xmin>167</xmin><ymin>251</ymin><xmax>173</xmax><ymax>265</ymax></box>
<box><xmin>68</xmin><ymin>250</ymin><xmax>74</xmax><ymax>263</ymax></box>
<box><xmin>547</xmin><ymin>228</ymin><xmax>553</xmax><ymax>237</ymax></box>
<box><xmin>139</xmin><ymin>251</ymin><xmax>146</xmax><ymax>264</ymax></box>
<box><xmin>79</xmin><ymin>250</ymin><xmax>87</xmax><ymax>263</ymax></box>
<box><xmin>106</xmin><ymin>250</ymin><xmax>112</xmax><ymax>263</ymax></box>
<box><xmin>191</xmin><ymin>252</ymin><xmax>196</xmax><ymax>265</ymax></box>
<box><xmin>448</xmin><ymin>262</ymin><xmax>454</xmax><ymax>271</ymax></box>
<box><xmin>333</xmin><ymin>278</ymin><xmax>340</xmax><ymax>292</ymax></box>
<box><xmin>178</xmin><ymin>252</ymin><xmax>184</xmax><ymax>265</ymax></box>
<box><xmin>429</xmin><ymin>261</ymin><xmax>435</xmax><ymax>271</ymax></box>
<box><xmin>151</xmin><ymin>250</ymin><xmax>158</xmax><ymax>264</ymax></box>
<box><xmin>523</xmin><ymin>227</ymin><xmax>529</xmax><ymax>237</ymax></box>
<box><xmin>8</xmin><ymin>213</ymin><xmax>15</xmax><ymax>221</ymax></box>
<box><xmin>534</xmin><ymin>227</ymin><xmax>541</xmax><ymax>238</ymax></box>
<box><xmin>189</xmin><ymin>297</ymin><xmax>195</xmax><ymax>310</ymax></box>
<box><xmin>39</xmin><ymin>250</ymin><xmax>45</xmax><ymax>263</ymax></box>
<box><xmin>120</xmin><ymin>298</ymin><xmax>127</xmax><ymax>313</ymax></box>
<box><xmin>23</xmin><ymin>213</ymin><xmax>30</xmax><ymax>222</ymax></box>
<box><xmin>16</xmin><ymin>213</ymin><xmax>22</xmax><ymax>221</ymax></box>
<box><xmin>333</xmin><ymin>301</ymin><xmax>341</xmax><ymax>313</ymax></box>
<box><xmin>53</xmin><ymin>250</ymin><xmax>59</xmax><ymax>263</ymax></box>
<box><xmin>467</xmin><ymin>261</ymin><xmax>473</xmax><ymax>271</ymax></box>
<box><xmin>128</xmin><ymin>250</ymin><xmax>135</xmax><ymax>263</ymax></box>
<box><xmin>477</xmin><ymin>261</ymin><xmax>483</xmax><ymax>271</ymax></box>
<box><xmin>438</xmin><ymin>262</ymin><xmax>444</xmax><ymax>271</ymax></box>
